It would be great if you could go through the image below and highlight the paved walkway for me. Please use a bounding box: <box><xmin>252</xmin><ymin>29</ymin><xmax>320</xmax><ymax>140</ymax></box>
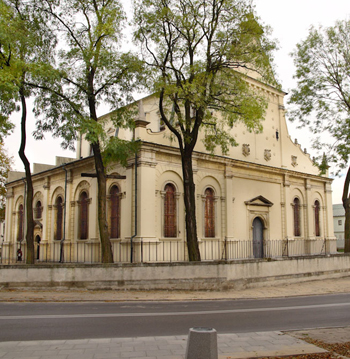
<box><xmin>0</xmin><ymin>331</ymin><xmax>327</xmax><ymax>359</ymax></box>
<box><xmin>1</xmin><ymin>276</ymin><xmax>350</xmax><ymax>302</ymax></box>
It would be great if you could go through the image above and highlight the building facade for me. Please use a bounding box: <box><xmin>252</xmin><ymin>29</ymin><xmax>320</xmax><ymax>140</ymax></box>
<box><xmin>333</xmin><ymin>204</ymin><xmax>345</xmax><ymax>249</ymax></box>
<box><xmin>3</xmin><ymin>77</ymin><xmax>336</xmax><ymax>263</ymax></box>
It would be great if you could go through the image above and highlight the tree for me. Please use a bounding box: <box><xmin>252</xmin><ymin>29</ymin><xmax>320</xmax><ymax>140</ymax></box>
<box><xmin>0</xmin><ymin>0</ymin><xmax>54</xmax><ymax>263</ymax></box>
<box><xmin>0</xmin><ymin>143</ymin><xmax>12</xmax><ymax>221</ymax></box>
<box><xmin>31</xmin><ymin>0</ymin><xmax>141</xmax><ymax>263</ymax></box>
<box><xmin>133</xmin><ymin>0</ymin><xmax>277</xmax><ymax>261</ymax></box>
<box><xmin>288</xmin><ymin>19</ymin><xmax>350</xmax><ymax>252</ymax></box>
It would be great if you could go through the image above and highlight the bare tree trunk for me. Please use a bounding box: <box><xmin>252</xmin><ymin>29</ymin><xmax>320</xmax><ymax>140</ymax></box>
<box><xmin>343</xmin><ymin>166</ymin><xmax>350</xmax><ymax>253</ymax></box>
<box><xmin>91</xmin><ymin>142</ymin><xmax>113</xmax><ymax>263</ymax></box>
<box><xmin>18</xmin><ymin>90</ymin><xmax>34</xmax><ymax>264</ymax></box>
<box><xmin>88</xmin><ymin>84</ymin><xmax>113</xmax><ymax>263</ymax></box>
<box><xmin>181</xmin><ymin>148</ymin><xmax>201</xmax><ymax>261</ymax></box>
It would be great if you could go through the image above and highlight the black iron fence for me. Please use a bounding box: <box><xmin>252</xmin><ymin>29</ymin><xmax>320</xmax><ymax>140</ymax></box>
<box><xmin>0</xmin><ymin>237</ymin><xmax>338</xmax><ymax>265</ymax></box>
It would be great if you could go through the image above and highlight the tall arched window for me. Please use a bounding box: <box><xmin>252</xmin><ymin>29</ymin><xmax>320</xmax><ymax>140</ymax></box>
<box><xmin>79</xmin><ymin>191</ymin><xmax>89</xmax><ymax>240</ymax></box>
<box><xmin>55</xmin><ymin>197</ymin><xmax>63</xmax><ymax>241</ymax></box>
<box><xmin>164</xmin><ymin>184</ymin><xmax>177</xmax><ymax>238</ymax></box>
<box><xmin>17</xmin><ymin>204</ymin><xmax>24</xmax><ymax>242</ymax></box>
<box><xmin>110</xmin><ymin>185</ymin><xmax>120</xmax><ymax>238</ymax></box>
<box><xmin>314</xmin><ymin>200</ymin><xmax>321</xmax><ymax>237</ymax></box>
<box><xmin>34</xmin><ymin>201</ymin><xmax>42</xmax><ymax>219</ymax></box>
<box><xmin>204</xmin><ymin>188</ymin><xmax>215</xmax><ymax>237</ymax></box>
<box><xmin>293</xmin><ymin>198</ymin><xmax>301</xmax><ymax>237</ymax></box>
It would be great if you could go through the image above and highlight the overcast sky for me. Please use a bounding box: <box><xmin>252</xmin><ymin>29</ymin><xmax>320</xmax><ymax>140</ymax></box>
<box><xmin>4</xmin><ymin>0</ymin><xmax>350</xmax><ymax>204</ymax></box>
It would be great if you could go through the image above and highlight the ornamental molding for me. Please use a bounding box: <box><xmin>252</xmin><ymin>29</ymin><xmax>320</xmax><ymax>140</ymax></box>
<box><xmin>242</xmin><ymin>144</ymin><xmax>250</xmax><ymax>157</ymax></box>
<box><xmin>264</xmin><ymin>149</ymin><xmax>271</xmax><ymax>162</ymax></box>
<box><xmin>291</xmin><ymin>156</ymin><xmax>298</xmax><ymax>167</ymax></box>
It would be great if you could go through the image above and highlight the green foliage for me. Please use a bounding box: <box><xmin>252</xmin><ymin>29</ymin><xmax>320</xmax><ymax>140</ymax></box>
<box><xmin>0</xmin><ymin>0</ymin><xmax>56</xmax><ymax>140</ymax></box>
<box><xmin>32</xmin><ymin>0</ymin><xmax>143</xmax><ymax>151</ymax></box>
<box><xmin>133</xmin><ymin>0</ymin><xmax>277</xmax><ymax>154</ymax></box>
<box><xmin>103</xmin><ymin>138</ymin><xmax>140</xmax><ymax>168</ymax></box>
<box><xmin>0</xmin><ymin>143</ymin><xmax>12</xmax><ymax>220</ymax></box>
<box><xmin>288</xmin><ymin>19</ymin><xmax>350</xmax><ymax>174</ymax></box>
<box><xmin>100</xmin><ymin>105</ymin><xmax>140</xmax><ymax>167</ymax></box>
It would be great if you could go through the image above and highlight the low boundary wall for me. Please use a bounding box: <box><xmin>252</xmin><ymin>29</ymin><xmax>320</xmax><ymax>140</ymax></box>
<box><xmin>1</xmin><ymin>255</ymin><xmax>350</xmax><ymax>291</ymax></box>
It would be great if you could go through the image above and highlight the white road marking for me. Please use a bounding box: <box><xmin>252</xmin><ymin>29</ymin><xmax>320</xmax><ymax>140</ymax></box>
<box><xmin>1</xmin><ymin>302</ymin><xmax>350</xmax><ymax>320</ymax></box>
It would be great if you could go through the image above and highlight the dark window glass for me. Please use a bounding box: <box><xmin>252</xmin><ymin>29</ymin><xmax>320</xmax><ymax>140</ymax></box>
<box><xmin>79</xmin><ymin>191</ymin><xmax>88</xmax><ymax>240</ymax></box>
<box><xmin>164</xmin><ymin>184</ymin><xmax>176</xmax><ymax>237</ymax></box>
<box><xmin>17</xmin><ymin>204</ymin><xmax>24</xmax><ymax>242</ymax></box>
<box><xmin>294</xmin><ymin>198</ymin><xmax>301</xmax><ymax>237</ymax></box>
<box><xmin>315</xmin><ymin>200</ymin><xmax>321</xmax><ymax>237</ymax></box>
<box><xmin>110</xmin><ymin>186</ymin><xmax>120</xmax><ymax>238</ymax></box>
<box><xmin>55</xmin><ymin>197</ymin><xmax>63</xmax><ymax>241</ymax></box>
<box><xmin>205</xmin><ymin>188</ymin><xmax>215</xmax><ymax>237</ymax></box>
<box><xmin>35</xmin><ymin>201</ymin><xmax>42</xmax><ymax>219</ymax></box>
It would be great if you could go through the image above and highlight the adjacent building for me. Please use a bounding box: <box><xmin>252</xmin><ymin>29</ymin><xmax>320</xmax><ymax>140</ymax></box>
<box><xmin>333</xmin><ymin>204</ymin><xmax>345</xmax><ymax>249</ymax></box>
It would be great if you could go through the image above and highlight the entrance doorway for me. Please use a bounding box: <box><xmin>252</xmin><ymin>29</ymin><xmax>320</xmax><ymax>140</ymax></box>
<box><xmin>253</xmin><ymin>217</ymin><xmax>264</xmax><ymax>258</ymax></box>
<box><xmin>35</xmin><ymin>235</ymin><xmax>41</xmax><ymax>260</ymax></box>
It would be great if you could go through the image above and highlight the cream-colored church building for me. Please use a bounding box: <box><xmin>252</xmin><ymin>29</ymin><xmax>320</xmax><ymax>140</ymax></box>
<box><xmin>3</xmin><ymin>76</ymin><xmax>336</xmax><ymax>263</ymax></box>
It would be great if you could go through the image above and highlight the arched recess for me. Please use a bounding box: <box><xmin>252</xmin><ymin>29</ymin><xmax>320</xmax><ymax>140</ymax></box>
<box><xmin>33</xmin><ymin>191</ymin><xmax>43</xmax><ymax>220</ymax></box>
<box><xmin>290</xmin><ymin>188</ymin><xmax>305</xmax><ymax>238</ymax></box>
<box><xmin>54</xmin><ymin>196</ymin><xmax>64</xmax><ymax>240</ymax></box>
<box><xmin>252</xmin><ymin>216</ymin><xmax>265</xmax><ymax>259</ymax></box>
<box><xmin>73</xmin><ymin>180</ymin><xmax>90</xmax><ymax>201</ymax></box>
<box><xmin>313</xmin><ymin>192</ymin><xmax>325</xmax><ymax>238</ymax></box>
<box><xmin>198</xmin><ymin>176</ymin><xmax>222</xmax><ymax>239</ymax></box>
<box><xmin>78</xmin><ymin>191</ymin><xmax>89</xmax><ymax>240</ymax></box>
<box><xmin>245</xmin><ymin>196</ymin><xmax>273</xmax><ymax>248</ymax></box>
<box><xmin>13</xmin><ymin>196</ymin><xmax>24</xmax><ymax>243</ymax></box>
<box><xmin>50</xmin><ymin>186</ymin><xmax>65</xmax><ymax>242</ymax></box>
<box><xmin>157</xmin><ymin>170</ymin><xmax>183</xmax><ymax>240</ymax></box>
<box><xmin>108</xmin><ymin>183</ymin><xmax>121</xmax><ymax>239</ymax></box>
<box><xmin>35</xmin><ymin>234</ymin><xmax>41</xmax><ymax>260</ymax></box>
<box><xmin>73</xmin><ymin>181</ymin><xmax>91</xmax><ymax>241</ymax></box>
<box><xmin>163</xmin><ymin>183</ymin><xmax>177</xmax><ymax>238</ymax></box>
<box><xmin>17</xmin><ymin>203</ymin><xmax>24</xmax><ymax>242</ymax></box>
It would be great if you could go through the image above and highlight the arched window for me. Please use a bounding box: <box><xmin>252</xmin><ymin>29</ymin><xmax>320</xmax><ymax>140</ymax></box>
<box><xmin>17</xmin><ymin>204</ymin><xmax>24</xmax><ymax>242</ymax></box>
<box><xmin>110</xmin><ymin>185</ymin><xmax>120</xmax><ymax>238</ymax></box>
<box><xmin>164</xmin><ymin>184</ymin><xmax>177</xmax><ymax>238</ymax></box>
<box><xmin>204</xmin><ymin>188</ymin><xmax>215</xmax><ymax>237</ymax></box>
<box><xmin>34</xmin><ymin>201</ymin><xmax>42</xmax><ymax>219</ymax></box>
<box><xmin>293</xmin><ymin>198</ymin><xmax>301</xmax><ymax>237</ymax></box>
<box><xmin>314</xmin><ymin>200</ymin><xmax>321</xmax><ymax>237</ymax></box>
<box><xmin>79</xmin><ymin>191</ymin><xmax>89</xmax><ymax>240</ymax></box>
<box><xmin>55</xmin><ymin>197</ymin><xmax>63</xmax><ymax>241</ymax></box>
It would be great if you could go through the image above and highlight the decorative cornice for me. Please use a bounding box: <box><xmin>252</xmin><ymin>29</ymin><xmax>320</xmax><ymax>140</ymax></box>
<box><xmin>134</xmin><ymin>119</ymin><xmax>150</xmax><ymax>128</ymax></box>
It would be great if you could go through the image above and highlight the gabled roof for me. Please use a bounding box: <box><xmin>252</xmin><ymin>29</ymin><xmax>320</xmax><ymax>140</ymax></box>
<box><xmin>245</xmin><ymin>195</ymin><xmax>273</xmax><ymax>207</ymax></box>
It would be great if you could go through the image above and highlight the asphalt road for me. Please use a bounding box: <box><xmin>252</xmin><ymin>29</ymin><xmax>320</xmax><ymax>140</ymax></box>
<box><xmin>0</xmin><ymin>293</ymin><xmax>350</xmax><ymax>342</ymax></box>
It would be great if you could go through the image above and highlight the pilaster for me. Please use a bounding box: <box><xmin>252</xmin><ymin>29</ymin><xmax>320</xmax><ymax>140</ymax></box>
<box><xmin>283</xmin><ymin>174</ymin><xmax>291</xmax><ymax>239</ymax></box>
<box><xmin>224</xmin><ymin>165</ymin><xmax>234</xmax><ymax>240</ymax></box>
<box><xmin>137</xmin><ymin>148</ymin><xmax>157</xmax><ymax>239</ymax></box>
<box><xmin>4</xmin><ymin>188</ymin><xmax>14</xmax><ymax>243</ymax></box>
<box><xmin>305</xmin><ymin>178</ymin><xmax>313</xmax><ymax>238</ymax></box>
<box><xmin>42</xmin><ymin>176</ymin><xmax>50</xmax><ymax>242</ymax></box>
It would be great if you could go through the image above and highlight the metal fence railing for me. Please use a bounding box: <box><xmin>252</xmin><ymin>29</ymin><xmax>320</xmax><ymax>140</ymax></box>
<box><xmin>0</xmin><ymin>238</ymin><xmax>339</xmax><ymax>265</ymax></box>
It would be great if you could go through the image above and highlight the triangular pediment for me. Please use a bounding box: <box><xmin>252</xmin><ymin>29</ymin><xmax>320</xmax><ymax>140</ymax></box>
<box><xmin>34</xmin><ymin>220</ymin><xmax>43</xmax><ymax>229</ymax></box>
<box><xmin>245</xmin><ymin>195</ymin><xmax>273</xmax><ymax>207</ymax></box>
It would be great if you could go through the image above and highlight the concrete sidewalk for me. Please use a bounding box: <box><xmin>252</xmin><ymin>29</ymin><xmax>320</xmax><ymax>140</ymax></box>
<box><xmin>0</xmin><ymin>331</ymin><xmax>327</xmax><ymax>359</ymax></box>
<box><xmin>1</xmin><ymin>276</ymin><xmax>350</xmax><ymax>302</ymax></box>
